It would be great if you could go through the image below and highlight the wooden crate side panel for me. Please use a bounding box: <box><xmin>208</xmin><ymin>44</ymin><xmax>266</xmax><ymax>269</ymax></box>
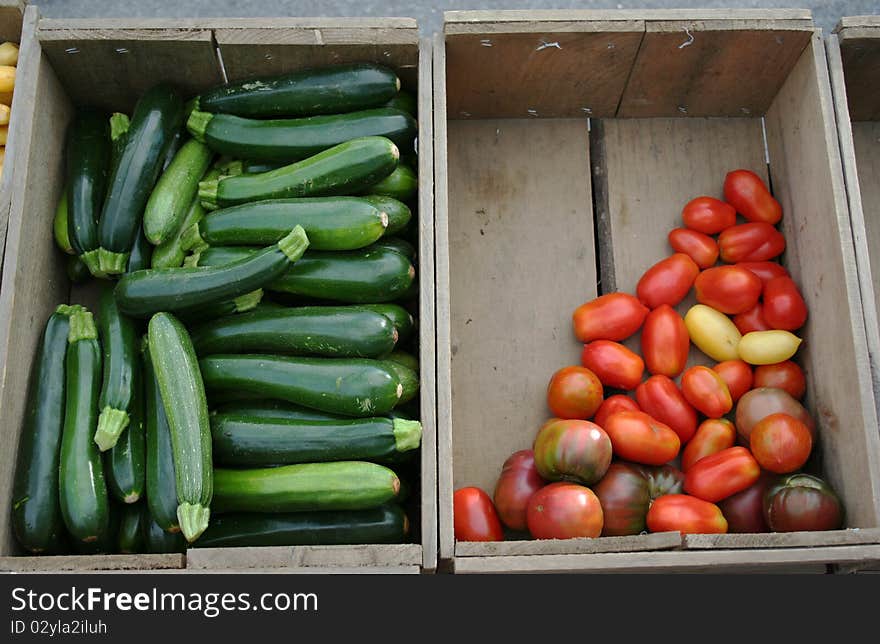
<box><xmin>0</xmin><ymin>1</ymin><xmax>23</xmax><ymax>44</ymax></box>
<box><xmin>455</xmin><ymin>532</ymin><xmax>682</xmax><ymax>556</ymax></box>
<box><xmin>38</xmin><ymin>18</ymin><xmax>418</xmax><ymax>31</ymax></box>
<box><xmin>185</xmin><ymin>544</ymin><xmax>422</xmax><ymax>570</ymax></box>
<box><xmin>837</xmin><ymin>26</ymin><xmax>880</xmax><ymax>121</ymax></box>
<box><xmin>765</xmin><ymin>36</ymin><xmax>880</xmax><ymax>529</ymax></box>
<box><xmin>852</xmin><ymin>122</ymin><xmax>880</xmax><ymax>309</ymax></box>
<box><xmin>444</xmin><ymin>10</ymin><xmax>814</xmax><ymax>26</ymax></box>
<box><xmin>0</xmin><ymin>554</ymin><xmax>184</xmax><ymax>572</ymax></box>
<box><xmin>684</xmin><ymin>528</ymin><xmax>880</xmax><ymax>549</ymax></box>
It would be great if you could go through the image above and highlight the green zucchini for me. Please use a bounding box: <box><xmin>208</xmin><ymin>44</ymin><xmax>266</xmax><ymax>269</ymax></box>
<box><xmin>105</xmin><ymin>354</ymin><xmax>145</xmax><ymax>504</ymax></box>
<box><xmin>59</xmin><ymin>309</ymin><xmax>111</xmax><ymax>546</ymax></box>
<box><xmin>143</xmin><ymin>138</ymin><xmax>213</xmax><ymax>245</ymax></box>
<box><xmin>211</xmin><ymin>399</ymin><xmax>344</xmax><ymax>422</ymax></box>
<box><xmin>66</xmin><ymin>255</ymin><xmax>91</xmax><ymax>284</ymax></box>
<box><xmin>117</xmin><ymin>503</ymin><xmax>144</xmax><ymax>554</ymax></box>
<box><xmin>196</xmin><ymin>63</ymin><xmax>400</xmax><ymax>118</ymax></box>
<box><xmin>11</xmin><ymin>305</ymin><xmax>80</xmax><ymax>554</ymax></box>
<box><xmin>192</xmin><ymin>504</ymin><xmax>408</xmax><ymax>548</ymax></box>
<box><xmin>362</xmin><ymin>195</ymin><xmax>412</xmax><ymax>236</ymax></box>
<box><xmin>188</xmin><ymin>107</ymin><xmax>417</xmax><ymax>163</ymax></box>
<box><xmin>211</xmin><ymin>414</ymin><xmax>421</xmax><ymax>466</ymax></box>
<box><xmin>194</xmin><ymin>245</ymin><xmax>415</xmax><ymax>304</ymax></box>
<box><xmin>368</xmin><ymin>236</ymin><xmax>417</xmax><ymax>260</ymax></box>
<box><xmin>379</xmin><ymin>359</ymin><xmax>419</xmax><ymax>405</ymax></box>
<box><xmin>213</xmin><ymin>461</ymin><xmax>402</xmax><ymax>513</ymax></box>
<box><xmin>97</xmin><ymin>83</ymin><xmax>185</xmax><ymax>275</ymax></box>
<box><xmin>152</xmin><ymin>166</ymin><xmax>221</xmax><ymax>269</ymax></box>
<box><xmin>95</xmin><ymin>287</ymin><xmax>140</xmax><ymax>451</ymax></box>
<box><xmin>199</xmin><ymin>354</ymin><xmax>404</xmax><ymax>417</ymax></box>
<box><xmin>357</xmin><ymin>304</ymin><xmax>415</xmax><ymax>344</ymax></box>
<box><xmin>67</xmin><ymin>109</ymin><xmax>111</xmax><ymax>277</ymax></box>
<box><xmin>386</xmin><ymin>89</ymin><xmax>417</xmax><ymax>116</ymax></box>
<box><xmin>194</xmin><ymin>197</ymin><xmax>388</xmax><ymax>251</ymax></box>
<box><xmin>198</xmin><ymin>136</ymin><xmax>399</xmax><ymax>210</ymax></box>
<box><xmin>141</xmin><ymin>504</ymin><xmax>186</xmax><ymax>553</ymax></box>
<box><xmin>114</xmin><ymin>226</ymin><xmax>309</xmax><ymax>318</ymax></box>
<box><xmin>53</xmin><ymin>187</ymin><xmax>74</xmax><ymax>255</ymax></box>
<box><xmin>361</xmin><ymin>162</ymin><xmax>417</xmax><ymax>202</ymax></box>
<box><xmin>190</xmin><ymin>305</ymin><xmax>397</xmax><ymax>358</ymax></box>
<box><xmin>126</xmin><ymin>226</ymin><xmax>153</xmax><ymax>273</ymax></box>
<box><xmin>148</xmin><ymin>312</ymin><xmax>213</xmax><ymax>542</ymax></box>
<box><xmin>242</xmin><ymin>160</ymin><xmax>284</xmax><ymax>174</ymax></box>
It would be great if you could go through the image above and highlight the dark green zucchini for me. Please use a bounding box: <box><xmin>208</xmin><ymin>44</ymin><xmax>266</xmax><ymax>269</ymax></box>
<box><xmin>361</xmin><ymin>162</ymin><xmax>417</xmax><ymax>202</ymax></box>
<box><xmin>211</xmin><ymin>399</ymin><xmax>344</xmax><ymax>422</ymax></box>
<box><xmin>368</xmin><ymin>236</ymin><xmax>417</xmax><ymax>260</ymax></box>
<box><xmin>105</xmin><ymin>352</ymin><xmax>145</xmax><ymax>504</ymax></box>
<box><xmin>188</xmin><ymin>107</ymin><xmax>417</xmax><ymax>163</ymax></box>
<box><xmin>53</xmin><ymin>187</ymin><xmax>74</xmax><ymax>255</ymax></box>
<box><xmin>190</xmin><ymin>305</ymin><xmax>397</xmax><ymax>358</ymax></box>
<box><xmin>126</xmin><ymin>226</ymin><xmax>153</xmax><ymax>273</ymax></box>
<box><xmin>117</xmin><ymin>503</ymin><xmax>144</xmax><ymax>554</ymax></box>
<box><xmin>66</xmin><ymin>255</ymin><xmax>91</xmax><ymax>284</ymax></box>
<box><xmin>357</xmin><ymin>304</ymin><xmax>415</xmax><ymax>344</ymax></box>
<box><xmin>379</xmin><ymin>359</ymin><xmax>419</xmax><ymax>405</ymax></box>
<box><xmin>192</xmin><ymin>504</ymin><xmax>408</xmax><ymax>548</ymax></box>
<box><xmin>362</xmin><ymin>195</ymin><xmax>412</xmax><ymax>236</ymax></box>
<box><xmin>196</xmin><ymin>63</ymin><xmax>400</xmax><ymax>118</ymax></box>
<box><xmin>141</xmin><ymin>504</ymin><xmax>186</xmax><ymax>553</ymax></box>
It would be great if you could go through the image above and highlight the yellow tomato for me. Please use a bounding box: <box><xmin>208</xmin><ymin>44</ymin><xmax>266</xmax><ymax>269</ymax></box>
<box><xmin>684</xmin><ymin>304</ymin><xmax>742</xmax><ymax>362</ymax></box>
<box><xmin>738</xmin><ymin>330</ymin><xmax>802</xmax><ymax>365</ymax></box>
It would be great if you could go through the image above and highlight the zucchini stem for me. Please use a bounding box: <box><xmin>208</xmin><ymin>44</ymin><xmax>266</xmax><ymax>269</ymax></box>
<box><xmin>177</xmin><ymin>502</ymin><xmax>210</xmax><ymax>543</ymax></box>
<box><xmin>277</xmin><ymin>225</ymin><xmax>310</xmax><ymax>262</ymax></box>
<box><xmin>109</xmin><ymin>112</ymin><xmax>131</xmax><ymax>142</ymax></box>
<box><xmin>186</xmin><ymin>109</ymin><xmax>213</xmax><ymax>143</ymax></box>
<box><xmin>232</xmin><ymin>289</ymin><xmax>263</xmax><ymax>313</ymax></box>
<box><xmin>68</xmin><ymin>310</ymin><xmax>97</xmax><ymax>343</ymax></box>
<box><xmin>179</xmin><ymin>223</ymin><xmax>205</xmax><ymax>253</ymax></box>
<box><xmin>97</xmin><ymin>248</ymin><xmax>130</xmax><ymax>276</ymax></box>
<box><xmin>198</xmin><ymin>179</ymin><xmax>219</xmax><ymax>210</ymax></box>
<box><xmin>80</xmin><ymin>249</ymin><xmax>107</xmax><ymax>279</ymax></box>
<box><xmin>392</xmin><ymin>418</ymin><xmax>422</xmax><ymax>453</ymax></box>
<box><xmin>94</xmin><ymin>407</ymin><xmax>131</xmax><ymax>452</ymax></box>
<box><xmin>55</xmin><ymin>303</ymin><xmax>84</xmax><ymax>317</ymax></box>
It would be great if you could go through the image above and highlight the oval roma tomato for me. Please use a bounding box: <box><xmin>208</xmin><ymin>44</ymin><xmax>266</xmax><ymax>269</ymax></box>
<box><xmin>681</xmin><ymin>418</ymin><xmax>737</xmax><ymax>472</ymax></box>
<box><xmin>712</xmin><ymin>359</ymin><xmax>753</xmax><ymax>403</ymax></box>
<box><xmin>641</xmin><ymin>304</ymin><xmax>690</xmax><ymax>378</ymax></box>
<box><xmin>635</xmin><ymin>375</ymin><xmax>698</xmax><ymax>443</ymax></box>
<box><xmin>581</xmin><ymin>340</ymin><xmax>644</xmax><ymax>391</ymax></box>
<box><xmin>683</xmin><ymin>446</ymin><xmax>761</xmax><ymax>503</ymax></box>
<box><xmin>718</xmin><ymin>222</ymin><xmax>786</xmax><ymax>263</ymax></box>
<box><xmin>546</xmin><ymin>365</ymin><xmax>604</xmax><ymax>419</ymax></box>
<box><xmin>733</xmin><ymin>303</ymin><xmax>772</xmax><ymax>335</ymax></box>
<box><xmin>593</xmin><ymin>462</ymin><xmax>684</xmax><ymax>536</ymax></box>
<box><xmin>646</xmin><ymin>494</ymin><xmax>728</xmax><ymax>534</ymax></box>
<box><xmin>572</xmin><ymin>292</ymin><xmax>649</xmax><ymax>343</ymax></box>
<box><xmin>735</xmin><ymin>387</ymin><xmax>816</xmax><ymax>444</ymax></box>
<box><xmin>718</xmin><ymin>474</ymin><xmax>772</xmax><ymax>533</ymax></box>
<box><xmin>454</xmin><ymin>487</ymin><xmax>504</xmax><ymax>541</ymax></box>
<box><xmin>532</xmin><ymin>419</ymin><xmax>612</xmax><ymax>485</ymax></box>
<box><xmin>763</xmin><ymin>473</ymin><xmax>844</xmax><ymax>532</ymax></box>
<box><xmin>684</xmin><ymin>304</ymin><xmax>742</xmax><ymax>362</ymax></box>
<box><xmin>762</xmin><ymin>276</ymin><xmax>808</xmax><ymax>331</ymax></box>
<box><xmin>668</xmin><ymin>228</ymin><xmax>719</xmax><ymax>269</ymax></box>
<box><xmin>753</xmin><ymin>361</ymin><xmax>806</xmax><ymax>399</ymax></box>
<box><xmin>636</xmin><ymin>253</ymin><xmax>700</xmax><ymax>310</ymax></box>
<box><xmin>526</xmin><ymin>482</ymin><xmax>604</xmax><ymax>539</ymax></box>
<box><xmin>681</xmin><ymin>365</ymin><xmax>733</xmax><ymax>418</ymax></box>
<box><xmin>681</xmin><ymin>196</ymin><xmax>737</xmax><ymax>234</ymax></box>
<box><xmin>724</xmin><ymin>169</ymin><xmax>783</xmax><ymax>225</ymax></box>
<box><xmin>593</xmin><ymin>394</ymin><xmax>640</xmax><ymax>429</ymax></box>
<box><xmin>493</xmin><ymin>450</ymin><xmax>546</xmax><ymax>532</ymax></box>
<box><xmin>736</xmin><ymin>261</ymin><xmax>789</xmax><ymax>286</ymax></box>
<box><xmin>602</xmin><ymin>410</ymin><xmax>681</xmax><ymax>466</ymax></box>
<box><xmin>694</xmin><ymin>265</ymin><xmax>762</xmax><ymax>315</ymax></box>
<box><xmin>749</xmin><ymin>412</ymin><xmax>813</xmax><ymax>474</ymax></box>
<box><xmin>738</xmin><ymin>330</ymin><xmax>802</xmax><ymax>365</ymax></box>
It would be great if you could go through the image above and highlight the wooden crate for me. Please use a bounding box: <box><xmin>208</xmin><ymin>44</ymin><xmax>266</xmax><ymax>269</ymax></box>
<box><xmin>0</xmin><ymin>7</ymin><xmax>436</xmax><ymax>573</ymax></box>
<box><xmin>434</xmin><ymin>9</ymin><xmax>880</xmax><ymax>573</ymax></box>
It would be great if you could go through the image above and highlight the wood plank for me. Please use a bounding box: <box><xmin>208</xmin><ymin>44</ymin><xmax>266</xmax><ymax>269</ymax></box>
<box><xmin>38</xmin><ymin>17</ymin><xmax>418</xmax><ymax>31</ymax></box>
<box><xmin>444</xmin><ymin>10</ymin><xmax>814</xmax><ymax>27</ymax></box>
<box><xmin>852</xmin><ymin>121</ymin><xmax>880</xmax><ymax>310</ymax></box>
<box><xmin>185</xmin><ymin>544</ymin><xmax>422</xmax><ymax>570</ymax></box>
<box><xmin>837</xmin><ymin>27</ymin><xmax>880</xmax><ymax>121</ymax></box>
<box><xmin>187</xmin><ymin>566</ymin><xmax>422</xmax><ymax>575</ymax></box>
<box><xmin>455</xmin><ymin>532</ymin><xmax>682</xmax><ymax>556</ymax></box>
<box><xmin>837</xmin><ymin>16</ymin><xmax>880</xmax><ymax>31</ymax></box>
<box><xmin>765</xmin><ymin>36</ymin><xmax>880</xmax><ymax>529</ymax></box>
<box><xmin>0</xmin><ymin>554</ymin><xmax>185</xmax><ymax>572</ymax></box>
<box><xmin>683</xmin><ymin>528</ymin><xmax>880</xmax><ymax>549</ymax></box>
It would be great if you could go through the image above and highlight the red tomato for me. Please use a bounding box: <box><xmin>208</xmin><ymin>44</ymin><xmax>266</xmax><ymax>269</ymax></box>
<box><xmin>646</xmin><ymin>494</ymin><xmax>728</xmax><ymax>534</ymax></box>
<box><xmin>718</xmin><ymin>474</ymin><xmax>772</xmax><ymax>533</ymax></box>
<box><xmin>680</xmin><ymin>365</ymin><xmax>733</xmax><ymax>418</ymax></box>
<box><xmin>712</xmin><ymin>360</ymin><xmax>753</xmax><ymax>403</ymax></box>
<box><xmin>733</xmin><ymin>303</ymin><xmax>772</xmax><ymax>335</ymax></box>
<box><xmin>581</xmin><ymin>340</ymin><xmax>644</xmax><ymax>391</ymax></box>
<box><xmin>683</xmin><ymin>446</ymin><xmax>761</xmax><ymax>503</ymax></box>
<box><xmin>635</xmin><ymin>253</ymin><xmax>700</xmax><ymax>309</ymax></box>
<box><xmin>763</xmin><ymin>473</ymin><xmax>844</xmax><ymax>532</ymax></box>
<box><xmin>635</xmin><ymin>375</ymin><xmax>698</xmax><ymax>444</ymax></box>
<box><xmin>593</xmin><ymin>462</ymin><xmax>684</xmax><ymax>536</ymax></box>
<box><xmin>736</xmin><ymin>261</ymin><xmax>789</xmax><ymax>286</ymax></box>
<box><xmin>681</xmin><ymin>196</ymin><xmax>737</xmax><ymax>234</ymax></box>
<box><xmin>532</xmin><ymin>419</ymin><xmax>612</xmax><ymax>485</ymax></box>
<box><xmin>641</xmin><ymin>304</ymin><xmax>690</xmax><ymax>378</ymax></box>
<box><xmin>762</xmin><ymin>276</ymin><xmax>808</xmax><ymax>331</ymax></box>
<box><xmin>593</xmin><ymin>394</ymin><xmax>640</xmax><ymax>429</ymax></box>
<box><xmin>753</xmin><ymin>361</ymin><xmax>806</xmax><ymax>399</ymax></box>
<box><xmin>602</xmin><ymin>410</ymin><xmax>681</xmax><ymax>466</ymax></box>
<box><xmin>681</xmin><ymin>418</ymin><xmax>737</xmax><ymax>472</ymax></box>
<box><xmin>723</xmin><ymin>169</ymin><xmax>783</xmax><ymax>225</ymax></box>
<box><xmin>668</xmin><ymin>228</ymin><xmax>719</xmax><ymax>269</ymax></box>
<box><xmin>546</xmin><ymin>366</ymin><xmax>604</xmax><ymax>419</ymax></box>
<box><xmin>493</xmin><ymin>450</ymin><xmax>546</xmax><ymax>532</ymax></box>
<box><xmin>453</xmin><ymin>487</ymin><xmax>504</xmax><ymax>541</ymax></box>
<box><xmin>526</xmin><ymin>482</ymin><xmax>604</xmax><ymax>539</ymax></box>
<box><xmin>735</xmin><ymin>387</ymin><xmax>816</xmax><ymax>445</ymax></box>
<box><xmin>749</xmin><ymin>413</ymin><xmax>813</xmax><ymax>474</ymax></box>
<box><xmin>572</xmin><ymin>293</ymin><xmax>649</xmax><ymax>343</ymax></box>
<box><xmin>694</xmin><ymin>265</ymin><xmax>762</xmax><ymax>315</ymax></box>
<box><xmin>718</xmin><ymin>222</ymin><xmax>786</xmax><ymax>263</ymax></box>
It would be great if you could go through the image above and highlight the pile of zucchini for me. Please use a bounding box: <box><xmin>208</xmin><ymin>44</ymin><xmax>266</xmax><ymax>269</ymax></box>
<box><xmin>14</xmin><ymin>63</ymin><xmax>421</xmax><ymax>556</ymax></box>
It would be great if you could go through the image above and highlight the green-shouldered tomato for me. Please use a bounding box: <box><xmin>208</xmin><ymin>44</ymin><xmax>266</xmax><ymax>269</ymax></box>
<box><xmin>763</xmin><ymin>473</ymin><xmax>844</xmax><ymax>532</ymax></box>
<box><xmin>593</xmin><ymin>462</ymin><xmax>684</xmax><ymax>536</ymax></box>
<box><xmin>532</xmin><ymin>419</ymin><xmax>612</xmax><ymax>485</ymax></box>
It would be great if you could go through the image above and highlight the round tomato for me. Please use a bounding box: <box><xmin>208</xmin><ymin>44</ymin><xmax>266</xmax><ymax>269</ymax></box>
<box><xmin>532</xmin><ymin>419</ymin><xmax>612</xmax><ymax>485</ymax></box>
<box><xmin>581</xmin><ymin>340</ymin><xmax>644</xmax><ymax>391</ymax></box>
<box><xmin>749</xmin><ymin>412</ymin><xmax>813</xmax><ymax>474</ymax></box>
<box><xmin>753</xmin><ymin>361</ymin><xmax>806</xmax><ymax>399</ymax></box>
<box><xmin>723</xmin><ymin>169</ymin><xmax>783</xmax><ymax>225</ymax></box>
<box><xmin>712</xmin><ymin>359</ymin><xmax>753</xmax><ymax>403</ymax></box>
<box><xmin>572</xmin><ymin>293</ymin><xmax>649</xmax><ymax>343</ymax></box>
<box><xmin>526</xmin><ymin>482</ymin><xmax>604</xmax><ymax>539</ymax></box>
<box><xmin>684</xmin><ymin>304</ymin><xmax>742</xmax><ymax>362</ymax></box>
<box><xmin>546</xmin><ymin>365</ymin><xmax>604</xmax><ymax>419</ymax></box>
<box><xmin>681</xmin><ymin>365</ymin><xmax>733</xmax><ymax>418</ymax></box>
<box><xmin>681</xmin><ymin>418</ymin><xmax>737</xmax><ymax>472</ymax></box>
<box><xmin>681</xmin><ymin>196</ymin><xmax>737</xmax><ymax>234</ymax></box>
<box><xmin>646</xmin><ymin>494</ymin><xmax>728</xmax><ymax>534</ymax></box>
<box><xmin>718</xmin><ymin>474</ymin><xmax>772</xmax><ymax>533</ymax></box>
<box><xmin>635</xmin><ymin>253</ymin><xmax>700</xmax><ymax>310</ymax></box>
<box><xmin>668</xmin><ymin>228</ymin><xmax>719</xmax><ymax>269</ymax></box>
<box><xmin>602</xmin><ymin>410</ymin><xmax>681</xmax><ymax>466</ymax></box>
<box><xmin>736</xmin><ymin>261</ymin><xmax>789</xmax><ymax>286</ymax></box>
<box><xmin>635</xmin><ymin>375</ymin><xmax>698</xmax><ymax>444</ymax></box>
<box><xmin>738</xmin><ymin>330</ymin><xmax>802</xmax><ymax>365</ymax></box>
<box><xmin>593</xmin><ymin>394</ymin><xmax>640</xmax><ymax>429</ymax></box>
<box><xmin>733</xmin><ymin>303</ymin><xmax>772</xmax><ymax>335</ymax></box>
<box><xmin>453</xmin><ymin>487</ymin><xmax>504</xmax><ymax>541</ymax></box>
<box><xmin>641</xmin><ymin>304</ymin><xmax>690</xmax><ymax>378</ymax></box>
<box><xmin>694</xmin><ymin>265</ymin><xmax>762</xmax><ymax>315</ymax></box>
<box><xmin>683</xmin><ymin>446</ymin><xmax>761</xmax><ymax>503</ymax></box>
<box><xmin>493</xmin><ymin>450</ymin><xmax>546</xmax><ymax>532</ymax></box>
<box><xmin>718</xmin><ymin>222</ymin><xmax>786</xmax><ymax>263</ymax></box>
<box><xmin>762</xmin><ymin>276</ymin><xmax>808</xmax><ymax>331</ymax></box>
<box><xmin>735</xmin><ymin>387</ymin><xmax>816</xmax><ymax>445</ymax></box>
<box><xmin>593</xmin><ymin>462</ymin><xmax>684</xmax><ymax>536</ymax></box>
<box><xmin>763</xmin><ymin>473</ymin><xmax>844</xmax><ymax>532</ymax></box>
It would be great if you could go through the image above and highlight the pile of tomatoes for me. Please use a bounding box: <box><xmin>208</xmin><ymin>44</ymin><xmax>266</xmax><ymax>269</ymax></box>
<box><xmin>454</xmin><ymin>169</ymin><xmax>845</xmax><ymax>543</ymax></box>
